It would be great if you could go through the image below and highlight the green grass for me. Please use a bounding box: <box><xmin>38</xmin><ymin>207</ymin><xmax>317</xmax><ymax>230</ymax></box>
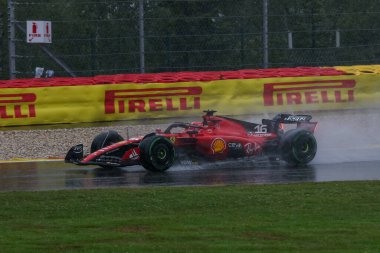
<box><xmin>0</xmin><ymin>181</ymin><xmax>380</xmax><ymax>253</ymax></box>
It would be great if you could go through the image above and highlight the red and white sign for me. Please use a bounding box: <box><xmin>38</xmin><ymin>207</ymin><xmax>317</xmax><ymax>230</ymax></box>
<box><xmin>26</xmin><ymin>21</ymin><xmax>52</xmax><ymax>43</ymax></box>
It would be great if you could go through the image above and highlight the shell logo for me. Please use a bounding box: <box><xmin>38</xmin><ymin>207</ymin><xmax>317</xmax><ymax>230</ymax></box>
<box><xmin>211</xmin><ymin>138</ymin><xmax>226</xmax><ymax>154</ymax></box>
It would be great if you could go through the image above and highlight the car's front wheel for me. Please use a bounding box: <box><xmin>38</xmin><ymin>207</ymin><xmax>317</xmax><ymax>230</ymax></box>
<box><xmin>90</xmin><ymin>130</ymin><xmax>124</xmax><ymax>153</ymax></box>
<box><xmin>89</xmin><ymin>130</ymin><xmax>125</xmax><ymax>169</ymax></box>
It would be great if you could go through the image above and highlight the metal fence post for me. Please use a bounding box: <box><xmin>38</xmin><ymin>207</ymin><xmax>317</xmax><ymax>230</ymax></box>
<box><xmin>263</xmin><ymin>0</ymin><xmax>269</xmax><ymax>68</ymax></box>
<box><xmin>139</xmin><ymin>0</ymin><xmax>145</xmax><ymax>73</ymax></box>
<box><xmin>288</xmin><ymin>31</ymin><xmax>293</xmax><ymax>49</ymax></box>
<box><xmin>336</xmin><ymin>29</ymin><xmax>340</xmax><ymax>48</ymax></box>
<box><xmin>7</xmin><ymin>0</ymin><xmax>16</xmax><ymax>79</ymax></box>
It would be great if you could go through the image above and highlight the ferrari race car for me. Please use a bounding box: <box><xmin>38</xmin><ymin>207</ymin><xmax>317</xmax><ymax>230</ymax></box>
<box><xmin>65</xmin><ymin>110</ymin><xmax>318</xmax><ymax>171</ymax></box>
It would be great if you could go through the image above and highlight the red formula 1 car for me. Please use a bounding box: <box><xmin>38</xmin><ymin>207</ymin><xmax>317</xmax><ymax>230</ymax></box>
<box><xmin>65</xmin><ymin>110</ymin><xmax>318</xmax><ymax>171</ymax></box>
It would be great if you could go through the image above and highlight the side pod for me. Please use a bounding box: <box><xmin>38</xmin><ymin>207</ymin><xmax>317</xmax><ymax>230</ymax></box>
<box><xmin>65</xmin><ymin>144</ymin><xmax>84</xmax><ymax>163</ymax></box>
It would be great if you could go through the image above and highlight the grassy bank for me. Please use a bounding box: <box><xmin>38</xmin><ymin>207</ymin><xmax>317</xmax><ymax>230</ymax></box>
<box><xmin>0</xmin><ymin>181</ymin><xmax>379</xmax><ymax>253</ymax></box>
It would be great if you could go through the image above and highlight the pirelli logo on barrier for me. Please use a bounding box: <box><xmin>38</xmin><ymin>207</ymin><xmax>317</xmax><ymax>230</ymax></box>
<box><xmin>263</xmin><ymin>80</ymin><xmax>356</xmax><ymax>106</ymax></box>
<box><xmin>0</xmin><ymin>93</ymin><xmax>36</xmax><ymax>119</ymax></box>
<box><xmin>104</xmin><ymin>87</ymin><xmax>202</xmax><ymax>114</ymax></box>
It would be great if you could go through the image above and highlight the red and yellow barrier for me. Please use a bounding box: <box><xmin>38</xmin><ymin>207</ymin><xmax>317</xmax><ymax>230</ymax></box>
<box><xmin>1</xmin><ymin>65</ymin><xmax>380</xmax><ymax>126</ymax></box>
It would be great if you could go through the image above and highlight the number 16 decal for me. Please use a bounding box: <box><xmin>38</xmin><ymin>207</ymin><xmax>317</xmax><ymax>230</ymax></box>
<box><xmin>254</xmin><ymin>125</ymin><xmax>267</xmax><ymax>133</ymax></box>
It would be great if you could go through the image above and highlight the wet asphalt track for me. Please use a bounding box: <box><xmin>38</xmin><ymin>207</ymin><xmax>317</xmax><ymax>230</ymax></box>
<box><xmin>1</xmin><ymin>109</ymin><xmax>380</xmax><ymax>191</ymax></box>
<box><xmin>0</xmin><ymin>159</ymin><xmax>380</xmax><ymax>192</ymax></box>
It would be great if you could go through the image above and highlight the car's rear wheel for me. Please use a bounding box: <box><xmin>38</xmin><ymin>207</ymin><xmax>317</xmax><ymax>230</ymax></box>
<box><xmin>139</xmin><ymin>135</ymin><xmax>175</xmax><ymax>172</ymax></box>
<box><xmin>280</xmin><ymin>130</ymin><xmax>317</xmax><ymax>165</ymax></box>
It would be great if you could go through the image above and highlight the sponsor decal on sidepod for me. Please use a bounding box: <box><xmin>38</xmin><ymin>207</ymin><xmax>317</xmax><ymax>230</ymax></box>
<box><xmin>211</xmin><ymin>138</ymin><xmax>226</xmax><ymax>154</ymax></box>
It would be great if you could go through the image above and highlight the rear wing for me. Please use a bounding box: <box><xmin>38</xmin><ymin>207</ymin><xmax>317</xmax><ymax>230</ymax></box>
<box><xmin>263</xmin><ymin>114</ymin><xmax>317</xmax><ymax>134</ymax></box>
<box><xmin>273</xmin><ymin>114</ymin><xmax>312</xmax><ymax>123</ymax></box>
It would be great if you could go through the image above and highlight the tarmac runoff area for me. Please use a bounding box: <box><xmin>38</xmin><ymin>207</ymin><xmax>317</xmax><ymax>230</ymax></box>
<box><xmin>0</xmin><ymin>159</ymin><xmax>380</xmax><ymax>192</ymax></box>
<box><xmin>0</xmin><ymin>109</ymin><xmax>379</xmax><ymax>191</ymax></box>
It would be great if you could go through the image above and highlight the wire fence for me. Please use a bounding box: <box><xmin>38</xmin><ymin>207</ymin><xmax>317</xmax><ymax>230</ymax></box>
<box><xmin>3</xmin><ymin>0</ymin><xmax>380</xmax><ymax>79</ymax></box>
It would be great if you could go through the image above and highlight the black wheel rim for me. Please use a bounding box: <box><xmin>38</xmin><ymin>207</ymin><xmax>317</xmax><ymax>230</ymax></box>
<box><xmin>156</xmin><ymin>146</ymin><xmax>168</xmax><ymax>161</ymax></box>
<box><xmin>293</xmin><ymin>135</ymin><xmax>316</xmax><ymax>163</ymax></box>
<box><xmin>151</xmin><ymin>143</ymin><xmax>172</xmax><ymax>167</ymax></box>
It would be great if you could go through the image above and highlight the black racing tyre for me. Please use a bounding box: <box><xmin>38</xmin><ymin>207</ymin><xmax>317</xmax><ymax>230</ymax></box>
<box><xmin>139</xmin><ymin>135</ymin><xmax>175</xmax><ymax>172</ymax></box>
<box><xmin>90</xmin><ymin>130</ymin><xmax>124</xmax><ymax>153</ymax></box>
<box><xmin>280</xmin><ymin>130</ymin><xmax>317</xmax><ymax>165</ymax></box>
